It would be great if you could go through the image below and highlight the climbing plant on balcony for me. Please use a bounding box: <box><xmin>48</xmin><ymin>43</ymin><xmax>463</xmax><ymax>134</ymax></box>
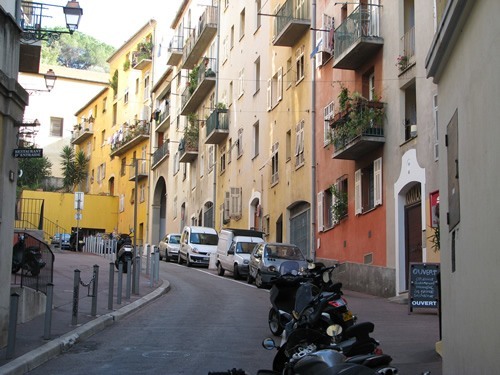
<box><xmin>330</xmin><ymin>184</ymin><xmax>348</xmax><ymax>223</ymax></box>
<box><xmin>183</xmin><ymin>114</ymin><xmax>199</xmax><ymax>150</ymax></box>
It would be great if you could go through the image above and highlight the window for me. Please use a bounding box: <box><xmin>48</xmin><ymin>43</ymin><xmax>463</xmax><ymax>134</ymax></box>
<box><xmin>238</xmin><ymin>68</ymin><xmax>245</xmax><ymax>98</ymax></box>
<box><xmin>200</xmin><ymin>152</ymin><xmax>205</xmax><ymax>177</ymax></box>
<box><xmin>255</xmin><ymin>0</ymin><xmax>262</xmax><ymax>30</ymax></box>
<box><xmin>254</xmin><ymin>57</ymin><xmax>260</xmax><ymax>93</ymax></box>
<box><xmin>355</xmin><ymin>157</ymin><xmax>382</xmax><ymax>214</ymax></box>
<box><xmin>433</xmin><ymin>94</ymin><xmax>439</xmax><ymax>160</ymax></box>
<box><xmin>404</xmin><ymin>83</ymin><xmax>417</xmax><ymax>141</ymax></box>
<box><xmin>267</xmin><ymin>67</ymin><xmax>283</xmax><ymax>110</ymax></box>
<box><xmin>230</xmin><ymin>187</ymin><xmax>242</xmax><ymax>218</ymax></box>
<box><xmin>102</xmin><ymin>97</ymin><xmax>107</xmax><ymax>113</ymax></box>
<box><xmin>208</xmin><ymin>146</ymin><xmax>215</xmax><ymax>172</ymax></box>
<box><xmin>119</xmin><ymin>194</ymin><xmax>125</xmax><ymax>212</ymax></box>
<box><xmin>91</xmin><ymin>169</ymin><xmax>95</xmax><ymax>184</ymax></box>
<box><xmin>237</xmin><ymin>128</ymin><xmax>243</xmax><ymax>157</ymax></box>
<box><xmin>140</xmin><ymin>183</ymin><xmax>146</xmax><ymax>203</ymax></box>
<box><xmin>286</xmin><ymin>130</ymin><xmax>291</xmax><ymax>161</ymax></box>
<box><xmin>331</xmin><ymin>176</ymin><xmax>348</xmax><ymax>225</ymax></box>
<box><xmin>324</xmin><ymin>101</ymin><xmax>334</xmax><ymax>146</ymax></box>
<box><xmin>228</xmin><ymin>138</ymin><xmax>232</xmax><ymax>164</ymax></box>
<box><xmin>295</xmin><ymin>120</ymin><xmax>305</xmax><ymax>167</ymax></box>
<box><xmin>174</xmin><ymin>152</ymin><xmax>180</xmax><ymax>175</ymax></box>
<box><xmin>253</xmin><ymin>122</ymin><xmax>259</xmax><ymax>158</ymax></box>
<box><xmin>220</xmin><ymin>145</ymin><xmax>226</xmax><ymax>173</ymax></box>
<box><xmin>271</xmin><ymin>142</ymin><xmax>279</xmax><ymax>185</ymax></box>
<box><xmin>121</xmin><ymin>158</ymin><xmax>126</xmax><ymax>176</ymax></box>
<box><xmin>229</xmin><ymin>81</ymin><xmax>233</xmax><ymax>105</ymax></box>
<box><xmin>240</xmin><ymin>8</ymin><xmax>245</xmax><ymax>40</ymax></box>
<box><xmin>295</xmin><ymin>45</ymin><xmax>305</xmax><ymax>83</ymax></box>
<box><xmin>124</xmin><ymin>89</ymin><xmax>129</xmax><ymax>104</ymax></box>
<box><xmin>101</xmin><ymin>130</ymin><xmax>106</xmax><ymax>147</ymax></box>
<box><xmin>97</xmin><ymin>163</ymin><xmax>106</xmax><ymax>183</ymax></box>
<box><xmin>144</xmin><ymin>73</ymin><xmax>150</xmax><ymax>101</ymax></box>
<box><xmin>230</xmin><ymin>25</ymin><xmax>235</xmax><ymax>49</ymax></box>
<box><xmin>173</xmin><ymin>196</ymin><xmax>178</xmax><ymax>219</ymax></box>
<box><xmin>286</xmin><ymin>58</ymin><xmax>292</xmax><ymax>89</ymax></box>
<box><xmin>50</xmin><ymin>117</ymin><xmax>63</xmax><ymax>137</ymax></box>
<box><xmin>223</xmin><ymin>35</ymin><xmax>228</xmax><ymax>63</ymax></box>
<box><xmin>224</xmin><ymin>0</ymin><xmax>229</xmax><ymax>9</ymax></box>
<box><xmin>135</xmin><ymin>78</ymin><xmax>140</xmax><ymax>94</ymax></box>
<box><xmin>113</xmin><ymin>103</ymin><xmax>117</xmax><ymax>126</ymax></box>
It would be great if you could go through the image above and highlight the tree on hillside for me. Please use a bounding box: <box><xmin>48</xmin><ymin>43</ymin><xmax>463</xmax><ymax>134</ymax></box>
<box><xmin>17</xmin><ymin>156</ymin><xmax>52</xmax><ymax>190</ymax></box>
<box><xmin>60</xmin><ymin>146</ymin><xmax>89</xmax><ymax>192</ymax></box>
<box><xmin>42</xmin><ymin>29</ymin><xmax>115</xmax><ymax>72</ymax></box>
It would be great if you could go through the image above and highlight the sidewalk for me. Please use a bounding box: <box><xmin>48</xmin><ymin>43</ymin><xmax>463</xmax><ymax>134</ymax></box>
<box><xmin>0</xmin><ymin>249</ymin><xmax>169</xmax><ymax>375</ymax></box>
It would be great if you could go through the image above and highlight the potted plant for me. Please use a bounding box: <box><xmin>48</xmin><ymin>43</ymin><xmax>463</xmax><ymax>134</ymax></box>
<box><xmin>396</xmin><ymin>54</ymin><xmax>409</xmax><ymax>72</ymax></box>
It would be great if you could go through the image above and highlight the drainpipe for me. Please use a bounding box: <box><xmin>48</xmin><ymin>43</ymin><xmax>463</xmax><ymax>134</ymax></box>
<box><xmin>212</xmin><ymin>1</ymin><xmax>221</xmax><ymax>228</ymax></box>
<box><xmin>310</xmin><ymin>0</ymin><xmax>317</xmax><ymax>260</ymax></box>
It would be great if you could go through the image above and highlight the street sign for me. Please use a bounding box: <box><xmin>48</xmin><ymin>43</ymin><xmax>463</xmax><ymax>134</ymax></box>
<box><xmin>13</xmin><ymin>148</ymin><xmax>43</xmax><ymax>158</ymax></box>
<box><xmin>74</xmin><ymin>192</ymin><xmax>84</xmax><ymax>210</ymax></box>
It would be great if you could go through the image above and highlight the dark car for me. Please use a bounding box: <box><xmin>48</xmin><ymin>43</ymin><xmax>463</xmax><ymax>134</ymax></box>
<box><xmin>60</xmin><ymin>233</ymin><xmax>71</xmax><ymax>250</ymax></box>
<box><xmin>247</xmin><ymin>242</ymin><xmax>307</xmax><ymax>288</ymax></box>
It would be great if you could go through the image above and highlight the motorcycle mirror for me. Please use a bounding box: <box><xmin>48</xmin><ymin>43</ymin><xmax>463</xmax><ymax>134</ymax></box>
<box><xmin>322</xmin><ymin>270</ymin><xmax>331</xmax><ymax>284</ymax></box>
<box><xmin>261</xmin><ymin>338</ymin><xmax>277</xmax><ymax>350</ymax></box>
<box><xmin>307</xmin><ymin>262</ymin><xmax>316</xmax><ymax>270</ymax></box>
<box><xmin>326</xmin><ymin>324</ymin><xmax>343</xmax><ymax>338</ymax></box>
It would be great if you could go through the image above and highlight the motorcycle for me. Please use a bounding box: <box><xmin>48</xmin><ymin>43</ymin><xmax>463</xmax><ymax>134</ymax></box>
<box><xmin>268</xmin><ymin>261</ymin><xmax>355</xmax><ymax>337</ymax></box>
<box><xmin>115</xmin><ymin>233</ymin><xmax>134</xmax><ymax>273</ymax></box>
<box><xmin>11</xmin><ymin>233</ymin><xmax>46</xmax><ymax>277</ymax></box>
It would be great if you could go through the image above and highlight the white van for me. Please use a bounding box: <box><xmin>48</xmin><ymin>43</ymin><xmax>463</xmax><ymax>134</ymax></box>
<box><xmin>216</xmin><ymin>228</ymin><xmax>265</xmax><ymax>279</ymax></box>
<box><xmin>178</xmin><ymin>226</ymin><xmax>219</xmax><ymax>267</ymax></box>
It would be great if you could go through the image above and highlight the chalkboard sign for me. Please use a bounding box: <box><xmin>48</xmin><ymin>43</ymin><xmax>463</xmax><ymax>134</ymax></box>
<box><xmin>409</xmin><ymin>263</ymin><xmax>440</xmax><ymax>313</ymax></box>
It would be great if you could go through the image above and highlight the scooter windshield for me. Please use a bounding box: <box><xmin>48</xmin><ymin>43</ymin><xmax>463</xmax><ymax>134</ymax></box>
<box><xmin>294</xmin><ymin>283</ymin><xmax>315</xmax><ymax>315</ymax></box>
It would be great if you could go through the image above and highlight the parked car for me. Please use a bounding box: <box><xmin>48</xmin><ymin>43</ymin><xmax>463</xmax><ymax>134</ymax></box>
<box><xmin>60</xmin><ymin>233</ymin><xmax>71</xmax><ymax>250</ymax></box>
<box><xmin>247</xmin><ymin>242</ymin><xmax>307</xmax><ymax>288</ymax></box>
<box><xmin>51</xmin><ymin>233</ymin><xmax>71</xmax><ymax>250</ymax></box>
<box><xmin>216</xmin><ymin>228</ymin><xmax>265</xmax><ymax>279</ymax></box>
<box><xmin>178</xmin><ymin>226</ymin><xmax>218</xmax><ymax>267</ymax></box>
<box><xmin>158</xmin><ymin>233</ymin><xmax>181</xmax><ymax>262</ymax></box>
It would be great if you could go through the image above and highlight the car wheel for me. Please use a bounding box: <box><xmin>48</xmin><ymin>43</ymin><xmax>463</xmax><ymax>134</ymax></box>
<box><xmin>233</xmin><ymin>264</ymin><xmax>240</xmax><ymax>280</ymax></box>
<box><xmin>255</xmin><ymin>271</ymin><xmax>265</xmax><ymax>288</ymax></box>
<box><xmin>247</xmin><ymin>270</ymin><xmax>255</xmax><ymax>284</ymax></box>
<box><xmin>268</xmin><ymin>308</ymin><xmax>284</xmax><ymax>336</ymax></box>
<box><xmin>217</xmin><ymin>262</ymin><xmax>225</xmax><ymax>276</ymax></box>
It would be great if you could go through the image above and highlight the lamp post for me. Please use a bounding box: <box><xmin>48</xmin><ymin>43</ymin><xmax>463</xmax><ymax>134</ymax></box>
<box><xmin>24</xmin><ymin>69</ymin><xmax>57</xmax><ymax>95</ymax></box>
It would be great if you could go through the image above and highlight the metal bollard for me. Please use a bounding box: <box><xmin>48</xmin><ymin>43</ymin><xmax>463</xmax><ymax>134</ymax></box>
<box><xmin>145</xmin><ymin>244</ymin><xmax>151</xmax><ymax>276</ymax></box>
<box><xmin>117</xmin><ymin>262</ymin><xmax>123</xmax><ymax>305</ymax></box>
<box><xmin>72</xmin><ymin>269</ymin><xmax>80</xmax><ymax>326</ymax></box>
<box><xmin>155</xmin><ymin>249</ymin><xmax>160</xmax><ymax>284</ymax></box>
<box><xmin>91</xmin><ymin>264</ymin><xmax>99</xmax><ymax>317</ymax></box>
<box><xmin>108</xmin><ymin>262</ymin><xmax>114</xmax><ymax>310</ymax></box>
<box><xmin>126</xmin><ymin>259</ymin><xmax>132</xmax><ymax>300</ymax></box>
<box><xmin>134</xmin><ymin>255</ymin><xmax>140</xmax><ymax>295</ymax></box>
<box><xmin>44</xmin><ymin>283</ymin><xmax>54</xmax><ymax>340</ymax></box>
<box><xmin>6</xmin><ymin>293</ymin><xmax>20</xmax><ymax>359</ymax></box>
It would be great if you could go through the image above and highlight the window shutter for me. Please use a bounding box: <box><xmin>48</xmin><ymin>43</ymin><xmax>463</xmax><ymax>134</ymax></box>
<box><xmin>267</xmin><ymin>78</ymin><xmax>272</xmax><ymax>110</ymax></box>
<box><xmin>332</xmin><ymin>183</ymin><xmax>339</xmax><ymax>225</ymax></box>
<box><xmin>374</xmin><ymin>157</ymin><xmax>382</xmax><ymax>206</ymax></box>
<box><xmin>224</xmin><ymin>191</ymin><xmax>230</xmax><ymax>221</ymax></box>
<box><xmin>317</xmin><ymin>191</ymin><xmax>324</xmax><ymax>232</ymax></box>
<box><xmin>355</xmin><ymin>169</ymin><xmax>362</xmax><ymax>214</ymax></box>
<box><xmin>230</xmin><ymin>187</ymin><xmax>241</xmax><ymax>217</ymax></box>
<box><xmin>277</xmin><ymin>67</ymin><xmax>283</xmax><ymax>102</ymax></box>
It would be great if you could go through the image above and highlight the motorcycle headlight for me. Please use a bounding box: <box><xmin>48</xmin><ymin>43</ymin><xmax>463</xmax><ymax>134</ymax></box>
<box><xmin>268</xmin><ymin>265</ymin><xmax>277</xmax><ymax>272</ymax></box>
<box><xmin>326</xmin><ymin>324</ymin><xmax>343</xmax><ymax>338</ymax></box>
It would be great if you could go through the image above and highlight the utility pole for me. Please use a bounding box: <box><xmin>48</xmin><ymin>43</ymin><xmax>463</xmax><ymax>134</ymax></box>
<box><xmin>74</xmin><ymin>192</ymin><xmax>84</xmax><ymax>251</ymax></box>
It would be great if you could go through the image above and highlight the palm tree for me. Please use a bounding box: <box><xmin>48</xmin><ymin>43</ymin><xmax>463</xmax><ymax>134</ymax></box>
<box><xmin>60</xmin><ymin>146</ymin><xmax>89</xmax><ymax>192</ymax></box>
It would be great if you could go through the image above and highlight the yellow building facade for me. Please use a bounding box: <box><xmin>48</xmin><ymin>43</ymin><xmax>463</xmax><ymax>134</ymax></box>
<box><xmin>72</xmin><ymin>21</ymin><xmax>156</xmax><ymax>244</ymax></box>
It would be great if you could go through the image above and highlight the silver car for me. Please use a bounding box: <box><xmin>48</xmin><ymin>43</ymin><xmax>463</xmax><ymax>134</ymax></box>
<box><xmin>247</xmin><ymin>242</ymin><xmax>307</xmax><ymax>288</ymax></box>
<box><xmin>158</xmin><ymin>233</ymin><xmax>181</xmax><ymax>262</ymax></box>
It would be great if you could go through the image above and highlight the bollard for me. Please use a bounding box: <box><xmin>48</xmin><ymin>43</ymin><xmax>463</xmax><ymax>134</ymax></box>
<box><xmin>72</xmin><ymin>269</ymin><xmax>80</xmax><ymax>326</ymax></box>
<box><xmin>43</xmin><ymin>283</ymin><xmax>54</xmax><ymax>340</ymax></box>
<box><xmin>6</xmin><ymin>293</ymin><xmax>20</xmax><ymax>359</ymax></box>
<box><xmin>134</xmin><ymin>255</ymin><xmax>140</xmax><ymax>295</ymax></box>
<box><xmin>117</xmin><ymin>262</ymin><xmax>123</xmax><ymax>305</ymax></box>
<box><xmin>91</xmin><ymin>264</ymin><xmax>99</xmax><ymax>317</ymax></box>
<box><xmin>150</xmin><ymin>251</ymin><xmax>155</xmax><ymax>287</ymax></box>
<box><xmin>146</xmin><ymin>244</ymin><xmax>151</xmax><ymax>276</ymax></box>
<box><xmin>155</xmin><ymin>249</ymin><xmax>160</xmax><ymax>284</ymax></box>
<box><xmin>126</xmin><ymin>259</ymin><xmax>132</xmax><ymax>300</ymax></box>
<box><xmin>108</xmin><ymin>262</ymin><xmax>114</xmax><ymax>310</ymax></box>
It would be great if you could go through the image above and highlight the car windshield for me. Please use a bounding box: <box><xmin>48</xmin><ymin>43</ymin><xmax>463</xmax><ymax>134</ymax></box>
<box><xmin>190</xmin><ymin>233</ymin><xmax>218</xmax><ymax>245</ymax></box>
<box><xmin>170</xmin><ymin>235</ymin><xmax>180</xmax><ymax>244</ymax></box>
<box><xmin>265</xmin><ymin>245</ymin><xmax>305</xmax><ymax>260</ymax></box>
<box><xmin>61</xmin><ymin>234</ymin><xmax>70</xmax><ymax>241</ymax></box>
<box><xmin>236</xmin><ymin>242</ymin><xmax>257</xmax><ymax>254</ymax></box>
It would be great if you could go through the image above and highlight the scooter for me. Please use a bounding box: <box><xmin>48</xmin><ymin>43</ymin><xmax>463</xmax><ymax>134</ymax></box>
<box><xmin>115</xmin><ymin>233</ymin><xmax>134</xmax><ymax>273</ymax></box>
<box><xmin>12</xmin><ymin>234</ymin><xmax>46</xmax><ymax>276</ymax></box>
<box><xmin>268</xmin><ymin>261</ymin><xmax>355</xmax><ymax>337</ymax></box>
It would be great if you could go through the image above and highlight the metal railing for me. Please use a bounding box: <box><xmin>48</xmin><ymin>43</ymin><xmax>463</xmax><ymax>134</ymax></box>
<box><xmin>400</xmin><ymin>26</ymin><xmax>415</xmax><ymax>60</ymax></box>
<box><xmin>206</xmin><ymin>108</ymin><xmax>229</xmax><ymax>135</ymax></box>
<box><xmin>334</xmin><ymin>4</ymin><xmax>381</xmax><ymax>58</ymax></box>
<box><xmin>11</xmin><ymin>232</ymin><xmax>54</xmax><ymax>295</ymax></box>
<box><xmin>274</xmin><ymin>0</ymin><xmax>310</xmax><ymax>38</ymax></box>
<box><xmin>152</xmin><ymin>141</ymin><xmax>170</xmax><ymax>167</ymax></box>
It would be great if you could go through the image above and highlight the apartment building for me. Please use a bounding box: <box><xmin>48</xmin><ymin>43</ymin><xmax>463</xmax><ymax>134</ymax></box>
<box><xmin>149</xmin><ymin>0</ymin><xmax>218</xmax><ymax>245</ymax></box>
<box><xmin>72</xmin><ymin>21</ymin><xmax>156</xmax><ymax>244</ymax></box>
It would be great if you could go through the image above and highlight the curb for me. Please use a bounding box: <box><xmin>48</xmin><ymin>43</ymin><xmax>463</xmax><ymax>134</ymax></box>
<box><xmin>0</xmin><ymin>281</ymin><xmax>170</xmax><ymax>375</ymax></box>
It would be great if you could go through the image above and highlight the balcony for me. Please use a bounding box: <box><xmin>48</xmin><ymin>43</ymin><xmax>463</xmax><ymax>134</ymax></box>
<box><xmin>132</xmin><ymin>40</ymin><xmax>153</xmax><ymax>70</ymax></box>
<box><xmin>178</xmin><ymin>137</ymin><xmax>198</xmax><ymax>163</ymax></box>
<box><xmin>182</xmin><ymin>5</ymin><xmax>218</xmax><ymax>70</ymax></box>
<box><xmin>151</xmin><ymin>141</ymin><xmax>170</xmax><ymax>169</ymax></box>
<box><xmin>154</xmin><ymin>106</ymin><xmax>171</xmax><ymax>133</ymax></box>
<box><xmin>273</xmin><ymin>0</ymin><xmax>310</xmax><ymax>47</ymax></box>
<box><xmin>330</xmin><ymin>99</ymin><xmax>385</xmax><ymax>160</ymax></box>
<box><xmin>71</xmin><ymin>123</ymin><xmax>94</xmax><ymax>145</ymax></box>
<box><xmin>110</xmin><ymin>121</ymin><xmax>150</xmax><ymax>157</ymax></box>
<box><xmin>181</xmin><ymin>59</ymin><xmax>216</xmax><ymax>115</ymax></box>
<box><xmin>205</xmin><ymin>108</ymin><xmax>229</xmax><ymax>144</ymax></box>
<box><xmin>166</xmin><ymin>34</ymin><xmax>184</xmax><ymax>66</ymax></box>
<box><xmin>128</xmin><ymin>159</ymin><xmax>148</xmax><ymax>181</ymax></box>
<box><xmin>333</xmin><ymin>4</ymin><xmax>383</xmax><ymax>70</ymax></box>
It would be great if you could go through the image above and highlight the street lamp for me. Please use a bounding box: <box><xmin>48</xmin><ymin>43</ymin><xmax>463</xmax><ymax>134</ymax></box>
<box><xmin>18</xmin><ymin>1</ymin><xmax>84</xmax><ymax>43</ymax></box>
<box><xmin>24</xmin><ymin>69</ymin><xmax>57</xmax><ymax>95</ymax></box>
